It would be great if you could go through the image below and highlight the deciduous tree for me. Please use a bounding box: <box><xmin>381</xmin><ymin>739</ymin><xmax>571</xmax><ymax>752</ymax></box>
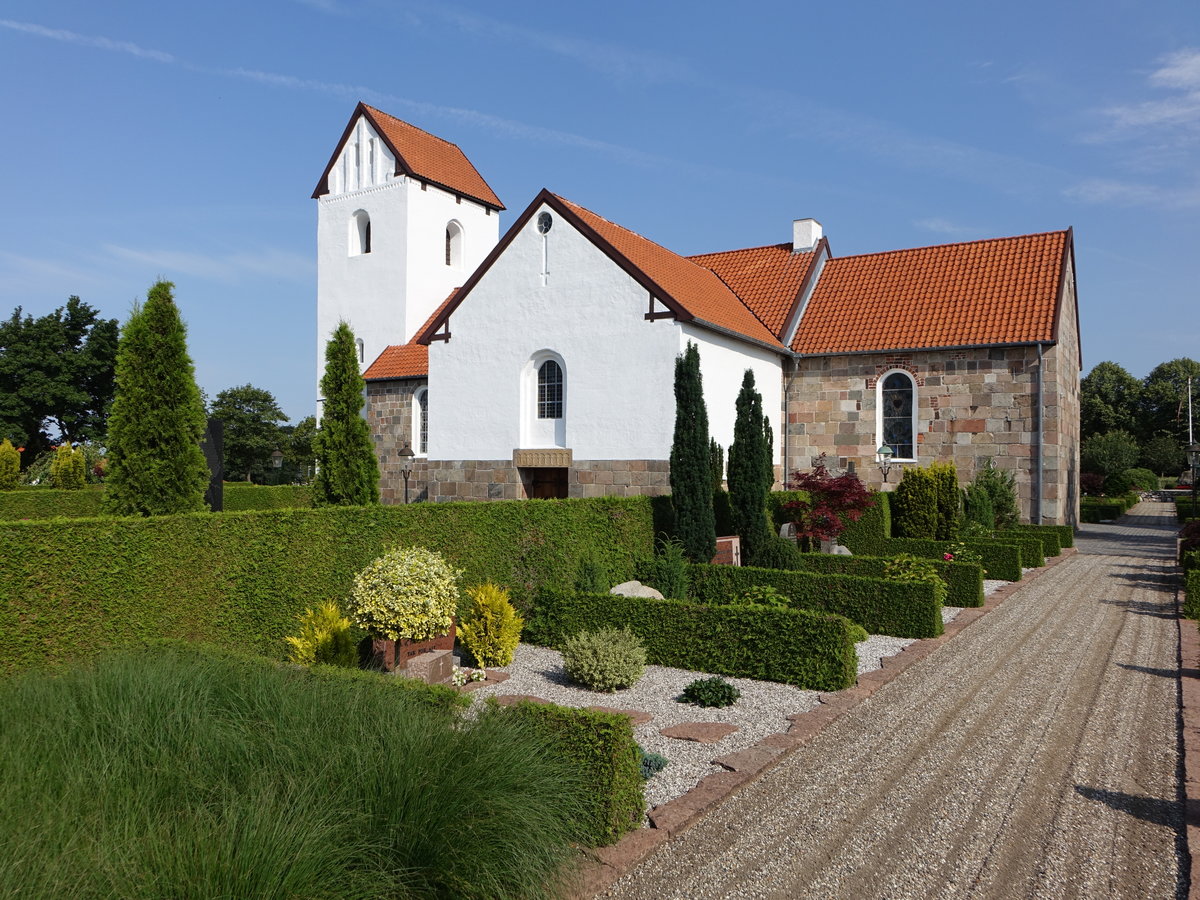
<box><xmin>210</xmin><ymin>384</ymin><xmax>289</xmax><ymax>483</ymax></box>
<box><xmin>1080</xmin><ymin>361</ymin><xmax>1141</xmax><ymax>441</ymax></box>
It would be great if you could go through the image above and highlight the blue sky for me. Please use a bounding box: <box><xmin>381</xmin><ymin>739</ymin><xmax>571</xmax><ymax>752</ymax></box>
<box><xmin>1</xmin><ymin>1</ymin><xmax>1197</xmax><ymax>424</ymax></box>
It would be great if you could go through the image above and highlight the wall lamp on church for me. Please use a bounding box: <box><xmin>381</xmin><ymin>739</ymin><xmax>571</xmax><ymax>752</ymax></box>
<box><xmin>876</xmin><ymin>444</ymin><xmax>895</xmax><ymax>483</ymax></box>
<box><xmin>399</xmin><ymin>443</ymin><xmax>415</xmax><ymax>504</ymax></box>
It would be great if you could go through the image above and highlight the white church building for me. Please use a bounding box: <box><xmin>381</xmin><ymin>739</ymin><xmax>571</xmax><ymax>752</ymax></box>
<box><xmin>314</xmin><ymin>103</ymin><xmax>1082</xmax><ymax>524</ymax></box>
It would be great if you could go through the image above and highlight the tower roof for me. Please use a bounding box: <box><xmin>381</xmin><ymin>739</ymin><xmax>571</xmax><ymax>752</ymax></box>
<box><xmin>313</xmin><ymin>103</ymin><xmax>504</xmax><ymax>210</ymax></box>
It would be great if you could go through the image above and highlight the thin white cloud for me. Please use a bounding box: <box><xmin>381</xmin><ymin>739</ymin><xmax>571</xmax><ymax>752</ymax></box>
<box><xmin>0</xmin><ymin>19</ymin><xmax>174</xmax><ymax>63</ymax></box>
<box><xmin>1099</xmin><ymin>48</ymin><xmax>1200</xmax><ymax>133</ymax></box>
<box><xmin>912</xmin><ymin>218</ymin><xmax>979</xmax><ymax>239</ymax></box>
<box><xmin>1150</xmin><ymin>48</ymin><xmax>1200</xmax><ymax>90</ymax></box>
<box><xmin>102</xmin><ymin>245</ymin><xmax>313</xmax><ymax>283</ymax></box>
<box><xmin>1062</xmin><ymin>177</ymin><xmax>1200</xmax><ymax>209</ymax></box>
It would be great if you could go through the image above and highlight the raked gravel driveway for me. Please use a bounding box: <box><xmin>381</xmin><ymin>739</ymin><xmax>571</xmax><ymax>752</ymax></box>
<box><xmin>602</xmin><ymin>501</ymin><xmax>1187</xmax><ymax>900</ymax></box>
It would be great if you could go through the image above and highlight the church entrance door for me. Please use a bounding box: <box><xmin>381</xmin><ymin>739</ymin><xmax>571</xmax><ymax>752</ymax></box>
<box><xmin>523</xmin><ymin>467</ymin><xmax>568</xmax><ymax>499</ymax></box>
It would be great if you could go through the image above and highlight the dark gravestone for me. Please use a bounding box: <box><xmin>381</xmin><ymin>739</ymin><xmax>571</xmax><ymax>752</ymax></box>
<box><xmin>201</xmin><ymin>418</ymin><xmax>224</xmax><ymax>511</ymax></box>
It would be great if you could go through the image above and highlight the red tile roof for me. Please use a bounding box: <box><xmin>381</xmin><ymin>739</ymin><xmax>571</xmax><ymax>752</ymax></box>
<box><xmin>313</xmin><ymin>103</ymin><xmax>504</xmax><ymax>210</ymax></box>
<box><xmin>555</xmin><ymin>196</ymin><xmax>782</xmax><ymax>347</ymax></box>
<box><xmin>791</xmin><ymin>231</ymin><xmax>1070</xmax><ymax>354</ymax></box>
<box><xmin>363</xmin><ymin>290</ymin><xmax>458</xmax><ymax>380</ymax></box>
<box><xmin>688</xmin><ymin>243</ymin><xmax>819</xmax><ymax>338</ymax></box>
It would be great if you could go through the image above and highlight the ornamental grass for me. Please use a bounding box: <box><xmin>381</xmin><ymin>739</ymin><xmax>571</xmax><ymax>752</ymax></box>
<box><xmin>0</xmin><ymin>646</ymin><xmax>586</xmax><ymax>899</ymax></box>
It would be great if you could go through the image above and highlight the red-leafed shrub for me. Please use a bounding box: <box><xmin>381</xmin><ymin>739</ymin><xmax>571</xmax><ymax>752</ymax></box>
<box><xmin>1080</xmin><ymin>472</ymin><xmax>1106</xmax><ymax>496</ymax></box>
<box><xmin>784</xmin><ymin>456</ymin><xmax>875</xmax><ymax>552</ymax></box>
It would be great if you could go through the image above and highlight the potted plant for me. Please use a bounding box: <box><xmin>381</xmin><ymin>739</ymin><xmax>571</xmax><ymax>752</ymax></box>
<box><xmin>346</xmin><ymin>546</ymin><xmax>462</xmax><ymax>672</ymax></box>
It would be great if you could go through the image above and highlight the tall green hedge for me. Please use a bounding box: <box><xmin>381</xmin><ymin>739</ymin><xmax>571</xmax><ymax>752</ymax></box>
<box><xmin>1183</xmin><ymin>570</ymin><xmax>1200</xmax><ymax>619</ymax></box>
<box><xmin>687</xmin><ymin>563</ymin><xmax>944</xmax><ymax>638</ymax></box>
<box><xmin>223</xmin><ymin>484</ymin><xmax>314</xmax><ymax>511</ymax></box>
<box><xmin>527</xmin><ymin>590</ymin><xmax>858</xmax><ymax>690</ymax></box>
<box><xmin>882</xmin><ymin>537</ymin><xmax>1024</xmax><ymax>582</ymax></box>
<box><xmin>503</xmin><ymin>702</ymin><xmax>643</xmax><ymax>847</ymax></box>
<box><xmin>785</xmin><ymin>552</ymin><xmax>983</xmax><ymax>609</ymax></box>
<box><xmin>0</xmin><ymin>486</ymin><xmax>106</xmax><ymax>520</ymax></box>
<box><xmin>0</xmin><ymin>498</ymin><xmax>655</xmax><ymax>676</ymax></box>
<box><xmin>837</xmin><ymin>491</ymin><xmax>891</xmax><ymax>555</ymax></box>
<box><xmin>891</xmin><ymin>466</ymin><xmax>939</xmax><ymax>538</ymax></box>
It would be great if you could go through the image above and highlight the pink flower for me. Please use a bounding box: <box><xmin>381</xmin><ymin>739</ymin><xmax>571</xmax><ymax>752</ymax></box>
<box><xmin>943</xmin><ymin>553</ymin><xmax>954</xmax><ymax>561</ymax></box>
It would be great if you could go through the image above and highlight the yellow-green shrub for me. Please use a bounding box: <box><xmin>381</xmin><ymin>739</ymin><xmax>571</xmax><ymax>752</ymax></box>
<box><xmin>459</xmin><ymin>582</ymin><xmax>523</xmax><ymax>667</ymax></box>
<box><xmin>284</xmin><ymin>601</ymin><xmax>357</xmax><ymax>667</ymax></box>
<box><xmin>347</xmin><ymin>546</ymin><xmax>461</xmax><ymax>641</ymax></box>
<box><xmin>49</xmin><ymin>445</ymin><xmax>86</xmax><ymax>490</ymax></box>
<box><xmin>0</xmin><ymin>440</ymin><xmax>18</xmax><ymax>491</ymax></box>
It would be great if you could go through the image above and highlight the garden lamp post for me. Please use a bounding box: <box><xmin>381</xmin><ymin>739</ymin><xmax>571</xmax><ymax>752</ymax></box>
<box><xmin>876</xmin><ymin>444</ymin><xmax>895</xmax><ymax>483</ymax></box>
<box><xmin>399</xmin><ymin>442</ymin><xmax>415</xmax><ymax>504</ymax></box>
<box><xmin>1189</xmin><ymin>442</ymin><xmax>1200</xmax><ymax>517</ymax></box>
<box><xmin>270</xmin><ymin>449</ymin><xmax>284</xmax><ymax>469</ymax></box>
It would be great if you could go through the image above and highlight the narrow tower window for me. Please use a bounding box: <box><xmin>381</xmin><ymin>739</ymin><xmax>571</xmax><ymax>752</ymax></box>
<box><xmin>537</xmin><ymin>360</ymin><xmax>563</xmax><ymax>420</ymax></box>
<box><xmin>351</xmin><ymin>210</ymin><xmax>371</xmax><ymax>256</ymax></box>
<box><xmin>445</xmin><ymin>221</ymin><xmax>463</xmax><ymax>267</ymax></box>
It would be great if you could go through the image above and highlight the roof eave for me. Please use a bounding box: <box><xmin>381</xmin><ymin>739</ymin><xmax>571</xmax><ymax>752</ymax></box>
<box><xmin>795</xmin><ymin>339</ymin><xmax>1058</xmax><ymax>358</ymax></box>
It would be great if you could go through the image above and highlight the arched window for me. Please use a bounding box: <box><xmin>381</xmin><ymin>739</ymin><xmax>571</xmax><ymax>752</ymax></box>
<box><xmin>878</xmin><ymin>371</ymin><xmax>917</xmax><ymax>460</ymax></box>
<box><xmin>413</xmin><ymin>387</ymin><xmax>429</xmax><ymax>456</ymax></box>
<box><xmin>537</xmin><ymin>360</ymin><xmax>563</xmax><ymax>420</ymax></box>
<box><xmin>351</xmin><ymin>210</ymin><xmax>371</xmax><ymax>256</ymax></box>
<box><xmin>445</xmin><ymin>221</ymin><xmax>463</xmax><ymax>268</ymax></box>
<box><xmin>355</xmin><ymin>338</ymin><xmax>365</xmax><ymax>364</ymax></box>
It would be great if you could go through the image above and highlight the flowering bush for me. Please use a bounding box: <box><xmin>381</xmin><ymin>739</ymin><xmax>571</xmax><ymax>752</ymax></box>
<box><xmin>346</xmin><ymin>546</ymin><xmax>461</xmax><ymax>641</ymax></box>
<box><xmin>452</xmin><ymin>666</ymin><xmax>487</xmax><ymax>686</ymax></box>
<box><xmin>784</xmin><ymin>455</ymin><xmax>875</xmax><ymax>551</ymax></box>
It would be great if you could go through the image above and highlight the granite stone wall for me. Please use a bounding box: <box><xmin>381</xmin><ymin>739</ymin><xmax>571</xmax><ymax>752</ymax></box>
<box><xmin>422</xmin><ymin>458</ymin><xmax>671</xmax><ymax>503</ymax></box>
<box><xmin>365</xmin><ymin>379</ymin><xmax>429</xmax><ymax>503</ymax></box>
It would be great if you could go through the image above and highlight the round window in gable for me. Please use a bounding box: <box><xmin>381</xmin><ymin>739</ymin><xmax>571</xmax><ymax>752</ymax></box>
<box><xmin>536</xmin><ymin>212</ymin><xmax>553</xmax><ymax>234</ymax></box>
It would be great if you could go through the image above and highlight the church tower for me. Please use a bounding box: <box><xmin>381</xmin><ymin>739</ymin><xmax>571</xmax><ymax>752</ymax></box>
<box><xmin>312</xmin><ymin>103</ymin><xmax>503</xmax><ymax>399</ymax></box>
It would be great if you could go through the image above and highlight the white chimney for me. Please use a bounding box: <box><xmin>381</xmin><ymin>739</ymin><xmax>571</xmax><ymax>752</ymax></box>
<box><xmin>792</xmin><ymin>218</ymin><xmax>823</xmax><ymax>252</ymax></box>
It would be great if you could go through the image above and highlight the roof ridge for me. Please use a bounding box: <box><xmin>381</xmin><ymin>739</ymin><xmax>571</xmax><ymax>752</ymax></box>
<box><xmin>361</xmin><ymin>103</ymin><xmax>466</xmax><ymax>154</ymax></box>
<box><xmin>828</xmin><ymin>229</ymin><xmax>1068</xmax><ymax>263</ymax></box>
<box><xmin>687</xmin><ymin>242</ymin><xmax>796</xmax><ymax>260</ymax></box>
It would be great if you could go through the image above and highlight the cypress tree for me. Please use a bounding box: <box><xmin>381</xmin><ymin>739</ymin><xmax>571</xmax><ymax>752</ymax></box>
<box><xmin>728</xmin><ymin>369</ymin><xmax>772</xmax><ymax>563</ymax></box>
<box><xmin>103</xmin><ymin>281</ymin><xmax>210</xmax><ymax>516</ymax></box>
<box><xmin>313</xmin><ymin>322</ymin><xmax>379</xmax><ymax>507</ymax></box>
<box><xmin>669</xmin><ymin>342</ymin><xmax>716</xmax><ymax>562</ymax></box>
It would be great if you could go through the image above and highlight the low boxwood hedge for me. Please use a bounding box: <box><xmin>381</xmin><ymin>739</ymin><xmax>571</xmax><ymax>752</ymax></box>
<box><xmin>987</xmin><ymin>532</ymin><xmax>1045</xmax><ymax>569</ymax></box>
<box><xmin>0</xmin><ymin>498</ymin><xmax>655</xmax><ymax>676</ymax></box>
<box><xmin>1008</xmin><ymin>526</ymin><xmax>1061</xmax><ymax>557</ymax></box>
<box><xmin>1015</xmin><ymin>523</ymin><xmax>1073</xmax><ymax>549</ymax></box>
<box><xmin>502</xmin><ymin>701</ymin><xmax>643</xmax><ymax>847</ymax></box>
<box><xmin>526</xmin><ymin>590</ymin><xmax>858</xmax><ymax>691</ymax></box>
<box><xmin>785</xmin><ymin>552</ymin><xmax>984</xmax><ymax>609</ymax></box>
<box><xmin>688</xmin><ymin>563</ymin><xmax>944</xmax><ymax>638</ymax></box>
<box><xmin>881</xmin><ymin>538</ymin><xmax>1023</xmax><ymax>582</ymax></box>
<box><xmin>1178</xmin><ymin>499</ymin><xmax>1200</xmax><ymax>522</ymax></box>
<box><xmin>1184</xmin><ymin>570</ymin><xmax>1200</xmax><ymax>619</ymax></box>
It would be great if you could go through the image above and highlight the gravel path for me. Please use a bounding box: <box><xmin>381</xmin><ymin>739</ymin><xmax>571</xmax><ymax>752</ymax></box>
<box><xmin>601</xmin><ymin>502</ymin><xmax>1186</xmax><ymax>899</ymax></box>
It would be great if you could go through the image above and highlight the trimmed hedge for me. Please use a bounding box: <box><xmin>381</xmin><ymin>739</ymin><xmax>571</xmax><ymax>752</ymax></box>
<box><xmin>0</xmin><ymin>498</ymin><xmax>655</xmax><ymax>676</ymax></box>
<box><xmin>882</xmin><ymin>537</ymin><xmax>1024</xmax><ymax>582</ymax></box>
<box><xmin>503</xmin><ymin>701</ymin><xmax>643</xmax><ymax>847</ymax></box>
<box><xmin>1178</xmin><ymin>498</ymin><xmax>1200</xmax><ymax>522</ymax></box>
<box><xmin>1009</xmin><ymin>526</ymin><xmax>1061</xmax><ymax>557</ymax></box>
<box><xmin>223</xmin><ymin>483</ymin><xmax>314</xmax><ymax>510</ymax></box>
<box><xmin>1184</xmin><ymin>570</ymin><xmax>1200</xmax><ymax>620</ymax></box>
<box><xmin>688</xmin><ymin>563</ymin><xmax>943</xmax><ymax>638</ymax></box>
<box><xmin>786</xmin><ymin>552</ymin><xmax>984</xmax><ymax>609</ymax></box>
<box><xmin>527</xmin><ymin>590</ymin><xmax>858</xmax><ymax>690</ymax></box>
<box><xmin>1016</xmin><ymin>523</ymin><xmax>1074</xmax><ymax>549</ymax></box>
<box><xmin>1080</xmin><ymin>499</ymin><xmax>1129</xmax><ymax>523</ymax></box>
<box><xmin>988</xmin><ymin>532</ymin><xmax>1045</xmax><ymax>569</ymax></box>
<box><xmin>0</xmin><ymin>486</ymin><xmax>106</xmax><ymax>521</ymax></box>
<box><xmin>836</xmin><ymin>490</ymin><xmax>891</xmax><ymax>556</ymax></box>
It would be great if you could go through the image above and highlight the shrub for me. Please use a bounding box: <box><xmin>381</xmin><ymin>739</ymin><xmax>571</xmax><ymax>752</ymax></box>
<box><xmin>784</xmin><ymin>457</ymin><xmax>875</xmax><ymax>550</ymax></box>
<box><xmin>1122</xmin><ymin>467</ymin><xmax>1159</xmax><ymax>493</ymax></box>
<box><xmin>784</xmin><ymin>551</ymin><xmax>984</xmax><ymax>609</ymax></box>
<box><xmin>529</xmin><ymin>589</ymin><xmax>857</xmax><ymax>690</ymax></box>
<box><xmin>891</xmin><ymin>466</ymin><xmax>939</xmax><ymax>538</ymax></box>
<box><xmin>732</xmin><ymin>583</ymin><xmax>790</xmax><ymax>609</ymax></box>
<box><xmin>346</xmin><ymin>546</ymin><xmax>461</xmax><ymax>641</ymax></box>
<box><xmin>641</xmin><ymin>537</ymin><xmax>691</xmax><ymax>599</ymax></box>
<box><xmin>1081</xmin><ymin>429</ymin><xmax>1140</xmax><ymax>478</ymax></box>
<box><xmin>49</xmin><ymin>445</ymin><xmax>86</xmax><ymax>490</ymax></box>
<box><xmin>727</xmin><ymin>370</ymin><xmax>773</xmax><ymax>563</ymax></box>
<box><xmin>1080</xmin><ymin>472</ymin><xmax>1106</xmax><ymax>496</ymax></box>
<box><xmin>561</xmin><ymin>627</ymin><xmax>647</xmax><ymax>692</ymax></box>
<box><xmin>749</xmin><ymin>533</ymin><xmax>803</xmax><ymax>569</ymax></box>
<box><xmin>574</xmin><ymin>550</ymin><xmax>610</xmax><ymax>594</ymax></box>
<box><xmin>1181</xmin><ymin>521</ymin><xmax>1200</xmax><ymax>555</ymax></box>
<box><xmin>0</xmin><ymin>646</ymin><xmax>583</xmax><ymax>898</ymax></box>
<box><xmin>838</xmin><ymin>490</ymin><xmax>891</xmax><ymax>556</ymax></box>
<box><xmin>669</xmin><ymin>342</ymin><xmax>717</xmax><ymax>563</ymax></box>
<box><xmin>679</xmin><ymin>675</ymin><xmax>740</xmax><ymax>708</ymax></box>
<box><xmin>0</xmin><ymin>440</ymin><xmax>18</xmax><ymax>491</ymax></box>
<box><xmin>974</xmin><ymin>460</ymin><xmax>1020</xmax><ymax>529</ymax></box>
<box><xmin>962</xmin><ymin>482</ymin><xmax>994</xmax><ymax>531</ymax></box>
<box><xmin>846</xmin><ymin>620</ymin><xmax>869</xmax><ymax>642</ymax></box>
<box><xmin>503</xmin><ymin>701</ymin><xmax>643</xmax><ymax>845</ymax></box>
<box><xmin>883</xmin><ymin>537</ymin><xmax>1023</xmax><ymax>582</ymax></box>
<box><xmin>639</xmin><ymin>747</ymin><xmax>670</xmax><ymax>780</ymax></box>
<box><xmin>1184</xmin><ymin>569</ymin><xmax>1200</xmax><ymax>619</ymax></box>
<box><xmin>930</xmin><ymin>461</ymin><xmax>961</xmax><ymax>540</ymax></box>
<box><xmin>884</xmin><ymin>553</ymin><xmax>946</xmax><ymax>594</ymax></box>
<box><xmin>284</xmin><ymin>601</ymin><xmax>357</xmax><ymax>667</ymax></box>
<box><xmin>459</xmin><ymin>582</ymin><xmax>523</xmax><ymax>667</ymax></box>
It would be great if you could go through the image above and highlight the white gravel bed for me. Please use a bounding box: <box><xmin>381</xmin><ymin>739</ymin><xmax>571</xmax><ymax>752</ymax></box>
<box><xmin>941</xmin><ymin>605</ymin><xmax>963</xmax><ymax>625</ymax></box>
<box><xmin>467</xmin><ymin>636</ymin><xmax>925</xmax><ymax>812</ymax></box>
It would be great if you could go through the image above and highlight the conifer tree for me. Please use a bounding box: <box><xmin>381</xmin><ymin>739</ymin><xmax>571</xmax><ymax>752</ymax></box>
<box><xmin>103</xmin><ymin>281</ymin><xmax>210</xmax><ymax>516</ymax></box>
<box><xmin>669</xmin><ymin>342</ymin><xmax>716</xmax><ymax>562</ymax></box>
<box><xmin>727</xmin><ymin>370</ymin><xmax>772</xmax><ymax>563</ymax></box>
<box><xmin>313</xmin><ymin>322</ymin><xmax>379</xmax><ymax>506</ymax></box>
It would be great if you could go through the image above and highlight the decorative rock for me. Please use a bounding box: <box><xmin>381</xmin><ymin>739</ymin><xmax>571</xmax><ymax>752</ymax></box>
<box><xmin>404</xmin><ymin>649</ymin><xmax>453</xmax><ymax>685</ymax></box>
<box><xmin>610</xmin><ymin>580</ymin><xmax>665</xmax><ymax>600</ymax></box>
<box><xmin>493</xmin><ymin>694</ymin><xmax>552</xmax><ymax>707</ymax></box>
<box><xmin>588</xmin><ymin>705</ymin><xmax>653</xmax><ymax>726</ymax></box>
<box><xmin>659</xmin><ymin>722</ymin><xmax>739</xmax><ymax>743</ymax></box>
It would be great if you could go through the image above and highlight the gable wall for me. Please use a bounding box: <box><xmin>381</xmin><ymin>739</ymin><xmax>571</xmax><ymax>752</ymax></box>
<box><xmin>785</xmin><ymin>344</ymin><xmax>1074</xmax><ymax>524</ymax></box>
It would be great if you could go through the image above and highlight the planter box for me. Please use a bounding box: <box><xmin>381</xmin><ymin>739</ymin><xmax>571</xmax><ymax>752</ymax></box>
<box><xmin>361</xmin><ymin>620</ymin><xmax>457</xmax><ymax>673</ymax></box>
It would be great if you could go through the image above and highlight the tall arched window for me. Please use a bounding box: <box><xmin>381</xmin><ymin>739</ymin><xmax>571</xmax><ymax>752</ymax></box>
<box><xmin>351</xmin><ymin>210</ymin><xmax>371</xmax><ymax>256</ymax></box>
<box><xmin>355</xmin><ymin>338</ymin><xmax>365</xmax><ymax>363</ymax></box>
<box><xmin>878</xmin><ymin>371</ymin><xmax>917</xmax><ymax>460</ymax></box>
<box><xmin>445</xmin><ymin>221</ymin><xmax>463</xmax><ymax>267</ymax></box>
<box><xmin>537</xmin><ymin>360</ymin><xmax>563</xmax><ymax>420</ymax></box>
<box><xmin>413</xmin><ymin>387</ymin><xmax>428</xmax><ymax>455</ymax></box>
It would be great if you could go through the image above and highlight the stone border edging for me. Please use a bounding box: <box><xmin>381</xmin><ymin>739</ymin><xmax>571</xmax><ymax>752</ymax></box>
<box><xmin>1177</xmin><ymin>585</ymin><xmax>1200</xmax><ymax>900</ymax></box>
<box><xmin>572</xmin><ymin>547</ymin><xmax>1080</xmax><ymax>898</ymax></box>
